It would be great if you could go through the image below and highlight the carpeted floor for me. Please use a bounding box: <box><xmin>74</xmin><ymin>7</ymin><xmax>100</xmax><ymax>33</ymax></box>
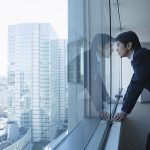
<box><xmin>119</xmin><ymin>102</ymin><xmax>150</xmax><ymax>150</ymax></box>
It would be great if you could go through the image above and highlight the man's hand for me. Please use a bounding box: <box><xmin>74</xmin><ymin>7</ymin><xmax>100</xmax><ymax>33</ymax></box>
<box><xmin>100</xmin><ymin>111</ymin><xmax>110</xmax><ymax>121</ymax></box>
<box><xmin>112</xmin><ymin>111</ymin><xmax>127</xmax><ymax>122</ymax></box>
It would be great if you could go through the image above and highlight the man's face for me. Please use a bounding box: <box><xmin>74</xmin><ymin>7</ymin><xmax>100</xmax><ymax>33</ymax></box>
<box><xmin>114</xmin><ymin>41</ymin><xmax>129</xmax><ymax>58</ymax></box>
<box><xmin>97</xmin><ymin>42</ymin><xmax>114</xmax><ymax>58</ymax></box>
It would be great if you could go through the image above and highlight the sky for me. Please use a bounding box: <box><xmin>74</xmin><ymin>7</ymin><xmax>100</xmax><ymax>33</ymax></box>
<box><xmin>0</xmin><ymin>0</ymin><xmax>68</xmax><ymax>76</ymax></box>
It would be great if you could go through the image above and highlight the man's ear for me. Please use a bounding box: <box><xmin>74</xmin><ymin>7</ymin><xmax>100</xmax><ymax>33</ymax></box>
<box><xmin>127</xmin><ymin>42</ymin><xmax>132</xmax><ymax>50</ymax></box>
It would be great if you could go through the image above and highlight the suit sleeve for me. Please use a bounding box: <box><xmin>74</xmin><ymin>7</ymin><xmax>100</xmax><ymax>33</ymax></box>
<box><xmin>121</xmin><ymin>74</ymin><xmax>144</xmax><ymax>114</ymax></box>
<box><xmin>122</xmin><ymin>51</ymin><xmax>149</xmax><ymax>114</ymax></box>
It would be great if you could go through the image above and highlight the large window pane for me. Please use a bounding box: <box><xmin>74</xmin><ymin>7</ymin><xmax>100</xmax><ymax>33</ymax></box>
<box><xmin>0</xmin><ymin>0</ymin><xmax>68</xmax><ymax>149</ymax></box>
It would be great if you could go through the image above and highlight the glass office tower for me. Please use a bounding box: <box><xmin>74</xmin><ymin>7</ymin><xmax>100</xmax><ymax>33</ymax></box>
<box><xmin>7</xmin><ymin>23</ymin><xmax>68</xmax><ymax>142</ymax></box>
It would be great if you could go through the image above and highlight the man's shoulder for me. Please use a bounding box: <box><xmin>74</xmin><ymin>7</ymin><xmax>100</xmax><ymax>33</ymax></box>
<box><xmin>134</xmin><ymin>47</ymin><xmax>150</xmax><ymax>58</ymax></box>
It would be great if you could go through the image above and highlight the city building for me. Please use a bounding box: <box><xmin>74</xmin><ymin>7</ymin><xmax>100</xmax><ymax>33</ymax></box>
<box><xmin>0</xmin><ymin>77</ymin><xmax>7</xmax><ymax>105</ymax></box>
<box><xmin>7</xmin><ymin>23</ymin><xmax>68</xmax><ymax>142</ymax></box>
<box><xmin>0</xmin><ymin>121</ymin><xmax>32</xmax><ymax>150</ymax></box>
<box><xmin>0</xmin><ymin>77</ymin><xmax>8</xmax><ymax>117</ymax></box>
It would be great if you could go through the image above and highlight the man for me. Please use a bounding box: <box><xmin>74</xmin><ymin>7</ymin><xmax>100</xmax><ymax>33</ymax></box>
<box><xmin>113</xmin><ymin>31</ymin><xmax>150</xmax><ymax>121</ymax></box>
<box><xmin>89</xmin><ymin>33</ymin><xmax>113</xmax><ymax>120</ymax></box>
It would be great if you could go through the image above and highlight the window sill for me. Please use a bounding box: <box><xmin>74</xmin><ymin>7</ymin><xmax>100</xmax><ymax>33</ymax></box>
<box><xmin>44</xmin><ymin>105</ymin><xmax>122</xmax><ymax>150</ymax></box>
<box><xmin>104</xmin><ymin>105</ymin><xmax>122</xmax><ymax>150</ymax></box>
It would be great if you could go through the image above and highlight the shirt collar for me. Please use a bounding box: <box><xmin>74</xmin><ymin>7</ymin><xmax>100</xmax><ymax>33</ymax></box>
<box><xmin>128</xmin><ymin>50</ymin><xmax>134</xmax><ymax>61</ymax></box>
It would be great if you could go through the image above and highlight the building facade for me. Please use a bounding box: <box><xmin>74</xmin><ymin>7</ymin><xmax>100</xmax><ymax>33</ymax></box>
<box><xmin>7</xmin><ymin>23</ymin><xmax>68</xmax><ymax>142</ymax></box>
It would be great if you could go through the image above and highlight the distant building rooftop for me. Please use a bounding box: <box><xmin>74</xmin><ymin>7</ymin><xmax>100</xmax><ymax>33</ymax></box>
<box><xmin>0</xmin><ymin>121</ymin><xmax>32</xmax><ymax>150</ymax></box>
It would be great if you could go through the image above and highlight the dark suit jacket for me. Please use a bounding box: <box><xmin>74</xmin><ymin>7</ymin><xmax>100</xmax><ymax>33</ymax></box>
<box><xmin>122</xmin><ymin>47</ymin><xmax>150</xmax><ymax>114</ymax></box>
<box><xmin>89</xmin><ymin>50</ymin><xmax>110</xmax><ymax>113</ymax></box>
<box><xmin>146</xmin><ymin>131</ymin><xmax>150</xmax><ymax>150</ymax></box>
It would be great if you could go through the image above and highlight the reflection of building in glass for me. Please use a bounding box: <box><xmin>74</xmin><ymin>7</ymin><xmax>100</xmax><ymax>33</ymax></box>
<box><xmin>7</xmin><ymin>23</ymin><xmax>68</xmax><ymax>142</ymax></box>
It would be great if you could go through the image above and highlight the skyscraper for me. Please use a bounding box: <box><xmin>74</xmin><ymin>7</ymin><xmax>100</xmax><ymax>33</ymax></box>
<box><xmin>7</xmin><ymin>23</ymin><xmax>68</xmax><ymax>142</ymax></box>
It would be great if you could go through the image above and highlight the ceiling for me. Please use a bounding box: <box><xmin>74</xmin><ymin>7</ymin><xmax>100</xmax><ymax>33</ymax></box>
<box><xmin>118</xmin><ymin>0</ymin><xmax>150</xmax><ymax>43</ymax></box>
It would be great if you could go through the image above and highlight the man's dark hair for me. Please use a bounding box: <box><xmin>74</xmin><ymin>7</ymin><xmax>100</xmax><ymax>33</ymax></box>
<box><xmin>115</xmin><ymin>31</ymin><xmax>141</xmax><ymax>49</ymax></box>
<box><xmin>91</xmin><ymin>33</ymin><xmax>114</xmax><ymax>52</ymax></box>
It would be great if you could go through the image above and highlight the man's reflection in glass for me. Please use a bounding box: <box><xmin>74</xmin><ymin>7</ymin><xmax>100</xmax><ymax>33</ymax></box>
<box><xmin>90</xmin><ymin>33</ymin><xmax>114</xmax><ymax>120</ymax></box>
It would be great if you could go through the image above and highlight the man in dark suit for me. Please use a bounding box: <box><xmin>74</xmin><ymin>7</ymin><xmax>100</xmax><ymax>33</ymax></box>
<box><xmin>113</xmin><ymin>31</ymin><xmax>150</xmax><ymax>121</ymax></box>
<box><xmin>89</xmin><ymin>33</ymin><xmax>113</xmax><ymax>120</ymax></box>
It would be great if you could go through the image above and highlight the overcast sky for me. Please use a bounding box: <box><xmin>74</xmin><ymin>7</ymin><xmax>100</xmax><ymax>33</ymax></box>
<box><xmin>0</xmin><ymin>0</ymin><xmax>68</xmax><ymax>76</ymax></box>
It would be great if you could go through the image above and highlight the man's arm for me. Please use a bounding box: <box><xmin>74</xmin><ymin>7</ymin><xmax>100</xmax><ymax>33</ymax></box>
<box><xmin>121</xmin><ymin>74</ymin><xmax>144</xmax><ymax>114</ymax></box>
<box><xmin>112</xmin><ymin>74</ymin><xmax>144</xmax><ymax>121</ymax></box>
<box><xmin>122</xmin><ymin>50</ymin><xmax>150</xmax><ymax>114</ymax></box>
<box><xmin>113</xmin><ymin>50</ymin><xmax>150</xmax><ymax>121</ymax></box>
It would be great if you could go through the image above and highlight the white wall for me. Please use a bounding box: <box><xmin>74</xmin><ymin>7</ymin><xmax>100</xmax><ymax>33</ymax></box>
<box><xmin>122</xmin><ymin>58</ymin><xmax>133</xmax><ymax>90</ymax></box>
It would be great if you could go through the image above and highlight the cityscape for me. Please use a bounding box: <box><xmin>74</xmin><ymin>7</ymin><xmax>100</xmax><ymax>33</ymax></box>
<box><xmin>0</xmin><ymin>1</ymin><xmax>149</xmax><ymax>150</ymax></box>
<box><xmin>0</xmin><ymin>23</ymin><xmax>68</xmax><ymax>150</ymax></box>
